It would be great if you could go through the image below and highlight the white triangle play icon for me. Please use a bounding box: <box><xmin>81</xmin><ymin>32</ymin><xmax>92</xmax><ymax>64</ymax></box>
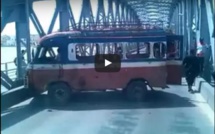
<box><xmin>105</xmin><ymin>59</ymin><xmax>112</xmax><ymax>67</ymax></box>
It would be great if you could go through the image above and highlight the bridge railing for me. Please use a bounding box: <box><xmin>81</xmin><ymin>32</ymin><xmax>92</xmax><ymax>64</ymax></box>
<box><xmin>1</xmin><ymin>61</ymin><xmax>17</xmax><ymax>81</ymax></box>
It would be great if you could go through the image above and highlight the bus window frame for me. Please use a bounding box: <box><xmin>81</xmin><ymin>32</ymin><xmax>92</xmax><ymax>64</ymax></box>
<box><xmin>153</xmin><ymin>42</ymin><xmax>167</xmax><ymax>59</ymax></box>
<box><xmin>166</xmin><ymin>35</ymin><xmax>183</xmax><ymax>60</ymax></box>
<box><xmin>33</xmin><ymin>46</ymin><xmax>61</xmax><ymax>64</ymax></box>
<box><xmin>125</xmin><ymin>42</ymin><xmax>150</xmax><ymax>59</ymax></box>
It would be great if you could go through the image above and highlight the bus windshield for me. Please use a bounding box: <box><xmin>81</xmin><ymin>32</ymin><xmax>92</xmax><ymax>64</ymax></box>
<box><xmin>34</xmin><ymin>46</ymin><xmax>60</xmax><ymax>63</ymax></box>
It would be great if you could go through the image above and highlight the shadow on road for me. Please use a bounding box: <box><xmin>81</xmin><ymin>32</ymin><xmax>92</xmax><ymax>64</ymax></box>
<box><xmin>1</xmin><ymin>90</ymin><xmax>196</xmax><ymax>131</ymax></box>
<box><xmin>59</xmin><ymin>90</ymin><xmax>196</xmax><ymax>111</ymax></box>
<box><xmin>1</xmin><ymin>95</ymin><xmax>46</xmax><ymax>131</ymax></box>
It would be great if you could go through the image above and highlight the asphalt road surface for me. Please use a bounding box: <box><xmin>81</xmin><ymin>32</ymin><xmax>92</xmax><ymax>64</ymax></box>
<box><xmin>1</xmin><ymin>85</ymin><xmax>214</xmax><ymax>134</ymax></box>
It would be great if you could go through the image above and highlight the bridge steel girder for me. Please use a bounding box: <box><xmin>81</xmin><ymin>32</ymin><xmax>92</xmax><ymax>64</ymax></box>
<box><xmin>29</xmin><ymin>1</ymin><xmax>45</xmax><ymax>37</ymax></box>
<box><xmin>14</xmin><ymin>3</ymin><xmax>31</xmax><ymax>78</ymax></box>
<box><xmin>57</xmin><ymin>0</ymin><xmax>76</xmax><ymax>32</ymax></box>
<box><xmin>115</xmin><ymin>0</ymin><xmax>121</xmax><ymax>26</ymax></box>
<box><xmin>1</xmin><ymin>1</ymin><xmax>36</xmax><ymax>80</ymax></box>
<box><xmin>120</xmin><ymin>3</ymin><xmax>126</xmax><ymax>25</ymax></box>
<box><xmin>78</xmin><ymin>0</ymin><xmax>95</xmax><ymax>29</ymax></box>
<box><xmin>127</xmin><ymin>0</ymin><xmax>177</xmax><ymax>25</ymax></box>
<box><xmin>96</xmin><ymin>0</ymin><xmax>106</xmax><ymax>28</ymax></box>
<box><xmin>107</xmin><ymin>0</ymin><xmax>114</xmax><ymax>26</ymax></box>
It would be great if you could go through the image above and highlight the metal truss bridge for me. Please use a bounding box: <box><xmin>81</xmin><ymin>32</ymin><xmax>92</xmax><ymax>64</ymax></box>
<box><xmin>1</xmin><ymin>0</ymin><xmax>215</xmax><ymax>133</ymax></box>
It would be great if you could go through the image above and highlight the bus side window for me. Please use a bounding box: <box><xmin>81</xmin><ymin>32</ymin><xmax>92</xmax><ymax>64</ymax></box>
<box><xmin>68</xmin><ymin>43</ymin><xmax>77</xmax><ymax>61</ymax></box>
<box><xmin>153</xmin><ymin>42</ymin><xmax>166</xmax><ymax>59</ymax></box>
<box><xmin>167</xmin><ymin>41</ymin><xmax>179</xmax><ymax>59</ymax></box>
<box><xmin>75</xmin><ymin>43</ymin><xmax>97</xmax><ymax>61</ymax></box>
<box><xmin>126</xmin><ymin>42</ymin><xmax>150</xmax><ymax>59</ymax></box>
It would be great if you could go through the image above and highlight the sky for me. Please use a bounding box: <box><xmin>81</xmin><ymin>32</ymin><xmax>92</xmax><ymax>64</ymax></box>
<box><xmin>2</xmin><ymin>0</ymin><xmax>115</xmax><ymax>36</ymax></box>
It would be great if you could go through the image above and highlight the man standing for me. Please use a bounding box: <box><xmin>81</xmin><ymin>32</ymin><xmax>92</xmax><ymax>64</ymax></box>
<box><xmin>196</xmin><ymin>38</ymin><xmax>209</xmax><ymax>73</ymax></box>
<box><xmin>14</xmin><ymin>49</ymin><xmax>26</xmax><ymax>66</ymax></box>
<box><xmin>13</xmin><ymin>49</ymin><xmax>27</xmax><ymax>78</ymax></box>
<box><xmin>183</xmin><ymin>49</ymin><xmax>201</xmax><ymax>93</ymax></box>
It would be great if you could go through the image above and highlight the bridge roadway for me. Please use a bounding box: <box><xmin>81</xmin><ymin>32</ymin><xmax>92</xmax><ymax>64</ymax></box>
<box><xmin>1</xmin><ymin>85</ymin><xmax>214</xmax><ymax>134</ymax></box>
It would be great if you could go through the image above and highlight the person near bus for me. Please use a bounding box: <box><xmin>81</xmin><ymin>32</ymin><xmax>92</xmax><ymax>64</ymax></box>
<box><xmin>14</xmin><ymin>49</ymin><xmax>26</xmax><ymax>66</ymax></box>
<box><xmin>196</xmin><ymin>38</ymin><xmax>209</xmax><ymax>73</ymax></box>
<box><xmin>56</xmin><ymin>48</ymin><xmax>61</xmax><ymax>61</ymax></box>
<box><xmin>13</xmin><ymin>49</ymin><xmax>27</xmax><ymax>78</ymax></box>
<box><xmin>31</xmin><ymin>42</ymin><xmax>37</xmax><ymax>60</ymax></box>
<box><xmin>182</xmin><ymin>49</ymin><xmax>201</xmax><ymax>93</ymax></box>
<box><xmin>116</xmin><ymin>46</ymin><xmax>123</xmax><ymax>58</ymax></box>
<box><xmin>167</xmin><ymin>41</ymin><xmax>178</xmax><ymax>59</ymax></box>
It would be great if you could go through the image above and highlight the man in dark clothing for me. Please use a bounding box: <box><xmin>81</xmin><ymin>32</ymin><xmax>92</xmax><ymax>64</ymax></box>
<box><xmin>14</xmin><ymin>49</ymin><xmax>27</xmax><ymax>78</ymax></box>
<box><xmin>183</xmin><ymin>49</ymin><xmax>201</xmax><ymax>93</ymax></box>
<box><xmin>212</xmin><ymin>71</ymin><xmax>215</xmax><ymax>81</ymax></box>
<box><xmin>14</xmin><ymin>50</ymin><xmax>26</xmax><ymax>66</ymax></box>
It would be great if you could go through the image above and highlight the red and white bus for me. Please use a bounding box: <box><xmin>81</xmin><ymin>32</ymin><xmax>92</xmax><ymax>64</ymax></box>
<box><xmin>25</xmin><ymin>30</ymin><xmax>183</xmax><ymax>105</ymax></box>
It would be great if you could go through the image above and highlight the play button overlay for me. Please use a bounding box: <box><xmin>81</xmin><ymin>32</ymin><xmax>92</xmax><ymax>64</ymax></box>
<box><xmin>95</xmin><ymin>54</ymin><xmax>121</xmax><ymax>72</ymax></box>
<box><xmin>105</xmin><ymin>59</ymin><xmax>112</xmax><ymax>67</ymax></box>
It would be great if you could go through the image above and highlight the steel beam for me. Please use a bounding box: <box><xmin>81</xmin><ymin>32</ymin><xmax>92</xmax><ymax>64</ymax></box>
<box><xmin>79</xmin><ymin>0</ymin><xmax>94</xmax><ymax>29</ymax></box>
<box><xmin>181</xmin><ymin>0</ymin><xmax>187</xmax><ymax>57</ymax></box>
<box><xmin>115</xmin><ymin>0</ymin><xmax>121</xmax><ymax>26</ymax></box>
<box><xmin>67</xmin><ymin>1</ymin><xmax>76</xmax><ymax>29</ymax></box>
<box><xmin>96</xmin><ymin>0</ymin><xmax>106</xmax><ymax>28</ymax></box>
<box><xmin>29</xmin><ymin>2</ymin><xmax>45</xmax><ymax>37</ymax></box>
<box><xmin>47</xmin><ymin>5</ymin><xmax>59</xmax><ymax>34</ymax></box>
<box><xmin>107</xmin><ymin>0</ymin><xmax>114</xmax><ymax>27</ymax></box>
<box><xmin>57</xmin><ymin>0</ymin><xmax>70</xmax><ymax>31</ymax></box>
<box><xmin>121</xmin><ymin>3</ymin><xmax>125</xmax><ymax>25</ymax></box>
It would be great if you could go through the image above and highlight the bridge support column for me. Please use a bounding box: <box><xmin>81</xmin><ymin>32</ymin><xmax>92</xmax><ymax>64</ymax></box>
<box><xmin>15</xmin><ymin>3</ymin><xmax>31</xmax><ymax>78</ymax></box>
<box><xmin>199</xmin><ymin>0</ymin><xmax>214</xmax><ymax>82</ymax></box>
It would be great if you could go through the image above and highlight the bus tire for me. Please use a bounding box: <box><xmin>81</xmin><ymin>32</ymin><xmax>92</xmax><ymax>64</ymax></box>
<box><xmin>47</xmin><ymin>82</ymin><xmax>71</xmax><ymax>107</ymax></box>
<box><xmin>125</xmin><ymin>80</ymin><xmax>147</xmax><ymax>102</ymax></box>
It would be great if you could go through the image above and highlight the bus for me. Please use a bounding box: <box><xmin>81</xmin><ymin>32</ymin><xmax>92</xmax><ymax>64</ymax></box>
<box><xmin>25</xmin><ymin>29</ymin><xmax>183</xmax><ymax>106</ymax></box>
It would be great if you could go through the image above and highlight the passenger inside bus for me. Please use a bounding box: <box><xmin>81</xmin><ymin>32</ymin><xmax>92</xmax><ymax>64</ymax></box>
<box><xmin>154</xmin><ymin>43</ymin><xmax>160</xmax><ymax>58</ymax></box>
<box><xmin>116</xmin><ymin>46</ymin><xmax>123</xmax><ymax>58</ymax></box>
<box><xmin>153</xmin><ymin>42</ymin><xmax>166</xmax><ymax>59</ymax></box>
<box><xmin>56</xmin><ymin>48</ymin><xmax>61</xmax><ymax>61</ymax></box>
<box><xmin>167</xmin><ymin>41</ymin><xmax>178</xmax><ymax>59</ymax></box>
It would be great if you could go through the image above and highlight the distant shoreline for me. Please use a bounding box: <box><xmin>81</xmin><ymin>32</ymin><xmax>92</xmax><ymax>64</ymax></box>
<box><xmin>1</xmin><ymin>46</ymin><xmax>25</xmax><ymax>47</ymax></box>
<box><xmin>1</xmin><ymin>46</ymin><xmax>16</xmax><ymax>47</ymax></box>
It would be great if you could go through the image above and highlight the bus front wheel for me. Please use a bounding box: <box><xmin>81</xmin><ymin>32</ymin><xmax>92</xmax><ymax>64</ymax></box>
<box><xmin>125</xmin><ymin>80</ymin><xmax>148</xmax><ymax>102</ymax></box>
<box><xmin>47</xmin><ymin>82</ymin><xmax>71</xmax><ymax>107</ymax></box>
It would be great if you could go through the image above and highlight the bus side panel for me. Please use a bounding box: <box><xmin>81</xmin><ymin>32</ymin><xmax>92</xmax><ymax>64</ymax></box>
<box><xmin>29</xmin><ymin>65</ymin><xmax>61</xmax><ymax>93</ymax></box>
<box><xmin>166</xmin><ymin>61</ymin><xmax>182</xmax><ymax>85</ymax></box>
<box><xmin>61</xmin><ymin>62</ymin><xmax>167</xmax><ymax>90</ymax></box>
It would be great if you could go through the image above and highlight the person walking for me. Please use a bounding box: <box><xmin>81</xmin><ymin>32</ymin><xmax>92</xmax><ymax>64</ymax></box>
<box><xmin>183</xmin><ymin>49</ymin><xmax>201</xmax><ymax>93</ymax></box>
<box><xmin>14</xmin><ymin>49</ymin><xmax>26</xmax><ymax>66</ymax></box>
<box><xmin>196</xmin><ymin>38</ymin><xmax>209</xmax><ymax>73</ymax></box>
<box><xmin>13</xmin><ymin>49</ymin><xmax>27</xmax><ymax>78</ymax></box>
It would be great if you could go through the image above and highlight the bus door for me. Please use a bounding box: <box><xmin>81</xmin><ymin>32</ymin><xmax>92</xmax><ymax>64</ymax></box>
<box><xmin>32</xmin><ymin>46</ymin><xmax>62</xmax><ymax>91</ymax></box>
<box><xmin>166</xmin><ymin>35</ymin><xmax>183</xmax><ymax>85</ymax></box>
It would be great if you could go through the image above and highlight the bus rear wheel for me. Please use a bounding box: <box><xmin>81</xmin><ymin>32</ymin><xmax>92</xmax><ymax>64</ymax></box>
<box><xmin>125</xmin><ymin>80</ymin><xmax>148</xmax><ymax>102</ymax></box>
<box><xmin>47</xmin><ymin>82</ymin><xmax>71</xmax><ymax>107</ymax></box>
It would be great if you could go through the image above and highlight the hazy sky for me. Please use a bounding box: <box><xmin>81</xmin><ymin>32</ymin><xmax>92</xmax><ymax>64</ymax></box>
<box><xmin>2</xmin><ymin>0</ymin><xmax>116</xmax><ymax>35</ymax></box>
